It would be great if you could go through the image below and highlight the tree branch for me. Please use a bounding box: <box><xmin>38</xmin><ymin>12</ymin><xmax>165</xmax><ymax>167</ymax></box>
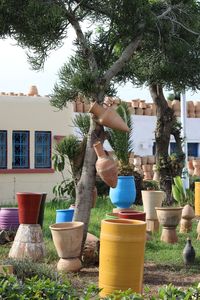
<box><xmin>65</xmin><ymin>10</ymin><xmax>98</xmax><ymax>73</ymax></box>
<box><xmin>103</xmin><ymin>34</ymin><xmax>143</xmax><ymax>87</ymax></box>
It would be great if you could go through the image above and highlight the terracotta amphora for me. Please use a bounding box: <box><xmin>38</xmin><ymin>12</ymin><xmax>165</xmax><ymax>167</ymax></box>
<box><xmin>89</xmin><ymin>101</ymin><xmax>130</xmax><ymax>132</ymax></box>
<box><xmin>93</xmin><ymin>142</ymin><xmax>118</xmax><ymax>188</ymax></box>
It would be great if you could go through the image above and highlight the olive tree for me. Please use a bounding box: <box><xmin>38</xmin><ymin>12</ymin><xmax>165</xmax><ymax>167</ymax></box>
<box><xmin>1</xmin><ymin>0</ymin><xmax>199</xmax><ymax>238</ymax></box>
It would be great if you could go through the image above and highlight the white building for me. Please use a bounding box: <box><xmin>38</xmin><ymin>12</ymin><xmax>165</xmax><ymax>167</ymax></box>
<box><xmin>1</xmin><ymin>92</ymin><xmax>200</xmax><ymax>204</ymax></box>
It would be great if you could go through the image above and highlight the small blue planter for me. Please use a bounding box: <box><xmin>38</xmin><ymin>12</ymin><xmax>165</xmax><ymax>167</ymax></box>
<box><xmin>56</xmin><ymin>209</ymin><xmax>74</xmax><ymax>223</ymax></box>
<box><xmin>109</xmin><ymin>176</ymin><xmax>136</xmax><ymax>208</ymax></box>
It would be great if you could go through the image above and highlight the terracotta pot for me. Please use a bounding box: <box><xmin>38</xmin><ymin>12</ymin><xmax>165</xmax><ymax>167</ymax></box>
<box><xmin>131</xmin><ymin>100</ymin><xmax>139</xmax><ymax>108</ymax></box>
<box><xmin>147</xmin><ymin>155</ymin><xmax>155</xmax><ymax>165</ymax></box>
<box><xmin>142</xmin><ymin>164</ymin><xmax>151</xmax><ymax>172</ymax></box>
<box><xmin>49</xmin><ymin>222</ymin><xmax>84</xmax><ymax>272</ymax></box>
<box><xmin>118</xmin><ymin>209</ymin><xmax>146</xmax><ymax>221</ymax></box>
<box><xmin>194</xmin><ymin>101</ymin><xmax>200</xmax><ymax>113</ymax></box>
<box><xmin>9</xmin><ymin>224</ymin><xmax>45</xmax><ymax>262</ymax></box>
<box><xmin>139</xmin><ymin>100</ymin><xmax>146</xmax><ymax>109</ymax></box>
<box><xmin>142</xmin><ymin>191</ymin><xmax>165</xmax><ymax>220</ymax></box>
<box><xmin>155</xmin><ymin>207</ymin><xmax>183</xmax><ymax>243</ymax></box>
<box><xmin>141</xmin><ymin>156</ymin><xmax>148</xmax><ymax>165</ymax></box>
<box><xmin>28</xmin><ymin>85</ymin><xmax>38</xmax><ymax>96</ymax></box>
<box><xmin>17</xmin><ymin>192</ymin><xmax>42</xmax><ymax>224</ymax></box>
<box><xmin>49</xmin><ymin>222</ymin><xmax>84</xmax><ymax>258</ymax></box>
<box><xmin>135</xmin><ymin>108</ymin><xmax>143</xmax><ymax>115</ymax></box>
<box><xmin>133</xmin><ymin>157</ymin><xmax>141</xmax><ymax>166</ymax></box>
<box><xmin>172</xmin><ymin>100</ymin><xmax>180</xmax><ymax>117</ymax></box>
<box><xmin>180</xmin><ymin>204</ymin><xmax>195</xmax><ymax>233</ymax></box>
<box><xmin>144</xmin><ymin>107</ymin><xmax>152</xmax><ymax>116</ymax></box>
<box><xmin>187</xmin><ymin>101</ymin><xmax>195</xmax><ymax>114</ymax></box>
<box><xmin>89</xmin><ymin>101</ymin><xmax>129</xmax><ymax>132</ymax></box>
<box><xmin>99</xmin><ymin>219</ymin><xmax>146</xmax><ymax>297</ymax></box>
<box><xmin>143</xmin><ymin>172</ymin><xmax>152</xmax><ymax>180</ymax></box>
<box><xmin>93</xmin><ymin>141</ymin><xmax>118</xmax><ymax>188</ymax></box>
<box><xmin>193</xmin><ymin>163</ymin><xmax>200</xmax><ymax>176</ymax></box>
<box><xmin>0</xmin><ymin>208</ymin><xmax>19</xmax><ymax>230</ymax></box>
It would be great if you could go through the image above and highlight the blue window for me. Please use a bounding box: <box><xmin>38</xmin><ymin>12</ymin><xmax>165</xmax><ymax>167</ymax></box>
<box><xmin>170</xmin><ymin>142</ymin><xmax>198</xmax><ymax>157</ymax></box>
<box><xmin>0</xmin><ymin>131</ymin><xmax>7</xmax><ymax>169</ymax></box>
<box><xmin>35</xmin><ymin>131</ymin><xmax>51</xmax><ymax>168</ymax></box>
<box><xmin>188</xmin><ymin>143</ymin><xmax>198</xmax><ymax>157</ymax></box>
<box><xmin>12</xmin><ymin>131</ymin><xmax>29</xmax><ymax>168</ymax></box>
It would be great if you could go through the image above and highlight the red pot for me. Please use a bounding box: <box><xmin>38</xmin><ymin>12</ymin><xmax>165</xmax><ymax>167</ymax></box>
<box><xmin>17</xmin><ymin>192</ymin><xmax>42</xmax><ymax>224</ymax></box>
<box><xmin>118</xmin><ymin>209</ymin><xmax>146</xmax><ymax>221</ymax></box>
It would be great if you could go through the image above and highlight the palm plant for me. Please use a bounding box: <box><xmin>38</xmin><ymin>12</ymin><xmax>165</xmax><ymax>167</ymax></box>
<box><xmin>106</xmin><ymin>101</ymin><xmax>134</xmax><ymax>175</ymax></box>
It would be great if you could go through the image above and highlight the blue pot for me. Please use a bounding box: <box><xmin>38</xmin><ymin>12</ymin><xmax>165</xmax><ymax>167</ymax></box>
<box><xmin>56</xmin><ymin>209</ymin><xmax>74</xmax><ymax>223</ymax></box>
<box><xmin>109</xmin><ymin>176</ymin><xmax>136</xmax><ymax>208</ymax></box>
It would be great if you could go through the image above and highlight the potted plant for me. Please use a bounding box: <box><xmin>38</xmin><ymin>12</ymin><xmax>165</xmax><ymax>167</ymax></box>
<box><xmin>106</xmin><ymin>102</ymin><xmax>137</xmax><ymax>209</ymax></box>
<box><xmin>172</xmin><ymin>176</ymin><xmax>195</xmax><ymax>233</ymax></box>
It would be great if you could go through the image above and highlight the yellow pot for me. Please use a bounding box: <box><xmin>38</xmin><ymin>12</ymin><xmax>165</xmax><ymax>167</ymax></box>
<box><xmin>99</xmin><ymin>219</ymin><xmax>146</xmax><ymax>297</ymax></box>
<box><xmin>195</xmin><ymin>182</ymin><xmax>200</xmax><ymax>216</ymax></box>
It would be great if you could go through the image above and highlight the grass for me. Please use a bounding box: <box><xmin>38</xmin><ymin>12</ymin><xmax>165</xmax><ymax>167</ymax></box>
<box><xmin>1</xmin><ymin>197</ymin><xmax>200</xmax><ymax>274</ymax></box>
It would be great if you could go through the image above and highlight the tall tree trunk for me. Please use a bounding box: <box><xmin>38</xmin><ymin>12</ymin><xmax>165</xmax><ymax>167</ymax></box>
<box><xmin>73</xmin><ymin>116</ymin><xmax>104</xmax><ymax>244</ymax></box>
<box><xmin>150</xmin><ymin>84</ymin><xmax>184</xmax><ymax>205</ymax></box>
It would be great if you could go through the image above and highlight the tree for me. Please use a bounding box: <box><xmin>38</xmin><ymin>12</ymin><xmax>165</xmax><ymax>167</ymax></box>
<box><xmin>115</xmin><ymin>1</ymin><xmax>200</xmax><ymax>204</ymax></box>
<box><xmin>1</xmin><ymin>0</ymin><xmax>199</xmax><ymax>239</ymax></box>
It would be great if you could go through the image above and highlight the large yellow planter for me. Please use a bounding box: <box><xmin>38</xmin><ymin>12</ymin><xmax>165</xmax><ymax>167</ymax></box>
<box><xmin>195</xmin><ymin>182</ymin><xmax>200</xmax><ymax>216</ymax></box>
<box><xmin>99</xmin><ymin>219</ymin><xmax>146</xmax><ymax>298</ymax></box>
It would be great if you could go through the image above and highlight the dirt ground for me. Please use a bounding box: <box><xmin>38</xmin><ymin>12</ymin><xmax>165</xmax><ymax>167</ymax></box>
<box><xmin>67</xmin><ymin>262</ymin><xmax>200</xmax><ymax>296</ymax></box>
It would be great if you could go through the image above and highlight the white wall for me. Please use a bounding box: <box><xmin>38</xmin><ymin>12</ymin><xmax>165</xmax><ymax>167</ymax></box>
<box><xmin>0</xmin><ymin>95</ymin><xmax>74</xmax><ymax>204</ymax></box>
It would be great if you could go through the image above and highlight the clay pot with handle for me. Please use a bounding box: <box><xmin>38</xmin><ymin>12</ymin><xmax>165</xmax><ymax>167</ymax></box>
<box><xmin>89</xmin><ymin>101</ymin><xmax>130</xmax><ymax>132</ymax></box>
<box><xmin>93</xmin><ymin>141</ymin><xmax>118</xmax><ymax>188</ymax></box>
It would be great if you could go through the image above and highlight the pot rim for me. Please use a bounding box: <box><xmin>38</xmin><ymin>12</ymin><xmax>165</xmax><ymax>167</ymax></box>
<box><xmin>49</xmin><ymin>221</ymin><xmax>84</xmax><ymax>231</ymax></box>
<box><xmin>103</xmin><ymin>218</ymin><xmax>146</xmax><ymax>226</ymax></box>
<box><xmin>155</xmin><ymin>206</ymin><xmax>183</xmax><ymax>211</ymax></box>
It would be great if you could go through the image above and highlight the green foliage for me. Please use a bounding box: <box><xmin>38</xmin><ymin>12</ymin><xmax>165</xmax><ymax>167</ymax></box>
<box><xmin>54</xmin><ymin>135</ymin><xmax>81</xmax><ymax>162</ymax></box>
<box><xmin>172</xmin><ymin>176</ymin><xmax>194</xmax><ymax>206</ymax></box>
<box><xmin>142</xmin><ymin>180</ymin><xmax>160</xmax><ymax>191</ymax></box>
<box><xmin>52</xmin><ymin>179</ymin><xmax>76</xmax><ymax>201</ymax></box>
<box><xmin>0</xmin><ymin>274</ymin><xmax>100</xmax><ymax>299</ymax></box>
<box><xmin>72</xmin><ymin>113</ymin><xmax>90</xmax><ymax>138</ymax></box>
<box><xmin>107</xmin><ymin>102</ymin><xmax>134</xmax><ymax>175</ymax></box>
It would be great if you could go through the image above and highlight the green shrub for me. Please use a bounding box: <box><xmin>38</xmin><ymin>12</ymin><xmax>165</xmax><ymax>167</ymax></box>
<box><xmin>0</xmin><ymin>274</ymin><xmax>100</xmax><ymax>299</ymax></box>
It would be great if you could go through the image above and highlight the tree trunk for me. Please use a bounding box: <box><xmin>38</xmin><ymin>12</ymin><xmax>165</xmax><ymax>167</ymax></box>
<box><xmin>150</xmin><ymin>84</ymin><xmax>184</xmax><ymax>205</ymax></box>
<box><xmin>73</xmin><ymin>116</ymin><xmax>104</xmax><ymax>245</ymax></box>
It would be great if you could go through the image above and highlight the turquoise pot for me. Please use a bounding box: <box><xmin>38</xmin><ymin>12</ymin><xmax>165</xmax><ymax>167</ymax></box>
<box><xmin>56</xmin><ymin>209</ymin><xmax>74</xmax><ymax>223</ymax></box>
<box><xmin>109</xmin><ymin>176</ymin><xmax>136</xmax><ymax>208</ymax></box>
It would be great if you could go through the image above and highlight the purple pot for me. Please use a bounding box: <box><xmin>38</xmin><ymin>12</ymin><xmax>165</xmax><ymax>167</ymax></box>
<box><xmin>0</xmin><ymin>208</ymin><xmax>19</xmax><ymax>230</ymax></box>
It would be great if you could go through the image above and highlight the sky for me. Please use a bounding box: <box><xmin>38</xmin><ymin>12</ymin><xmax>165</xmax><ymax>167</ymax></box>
<box><xmin>0</xmin><ymin>37</ymin><xmax>200</xmax><ymax>102</ymax></box>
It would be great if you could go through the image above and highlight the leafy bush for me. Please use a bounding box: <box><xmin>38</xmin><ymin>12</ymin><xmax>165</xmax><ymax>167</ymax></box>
<box><xmin>0</xmin><ymin>274</ymin><xmax>100</xmax><ymax>300</ymax></box>
<box><xmin>172</xmin><ymin>176</ymin><xmax>194</xmax><ymax>206</ymax></box>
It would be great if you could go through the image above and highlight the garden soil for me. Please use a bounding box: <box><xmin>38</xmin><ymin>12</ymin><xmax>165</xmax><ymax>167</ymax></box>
<box><xmin>67</xmin><ymin>262</ymin><xmax>200</xmax><ymax>297</ymax></box>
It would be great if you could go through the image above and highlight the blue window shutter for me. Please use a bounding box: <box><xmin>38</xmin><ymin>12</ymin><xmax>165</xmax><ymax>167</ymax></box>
<box><xmin>0</xmin><ymin>131</ymin><xmax>7</xmax><ymax>169</ymax></box>
<box><xmin>35</xmin><ymin>131</ymin><xmax>51</xmax><ymax>168</ymax></box>
<box><xmin>12</xmin><ymin>131</ymin><xmax>29</xmax><ymax>168</ymax></box>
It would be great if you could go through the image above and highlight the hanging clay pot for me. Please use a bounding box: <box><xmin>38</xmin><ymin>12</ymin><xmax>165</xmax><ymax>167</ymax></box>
<box><xmin>89</xmin><ymin>101</ymin><xmax>129</xmax><ymax>132</ymax></box>
<box><xmin>179</xmin><ymin>204</ymin><xmax>195</xmax><ymax>233</ymax></box>
<box><xmin>93</xmin><ymin>142</ymin><xmax>118</xmax><ymax>188</ymax></box>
